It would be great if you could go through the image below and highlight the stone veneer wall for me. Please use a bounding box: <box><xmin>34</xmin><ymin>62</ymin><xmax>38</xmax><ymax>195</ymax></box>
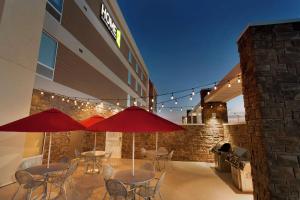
<box><xmin>238</xmin><ymin>22</ymin><xmax>300</xmax><ymax>200</ymax></box>
<box><xmin>30</xmin><ymin>89</ymin><xmax>112</xmax><ymax>163</ymax></box>
<box><xmin>121</xmin><ymin>124</ymin><xmax>225</xmax><ymax>162</ymax></box>
<box><xmin>224</xmin><ymin>123</ymin><xmax>251</xmax><ymax>151</ymax></box>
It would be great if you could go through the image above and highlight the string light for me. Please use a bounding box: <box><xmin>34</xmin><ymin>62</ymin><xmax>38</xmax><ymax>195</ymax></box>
<box><xmin>227</xmin><ymin>81</ymin><xmax>231</xmax><ymax>88</ymax></box>
<box><xmin>180</xmin><ymin>107</ymin><xmax>183</xmax><ymax>112</ymax></box>
<box><xmin>150</xmin><ymin>106</ymin><xmax>153</xmax><ymax>110</ymax></box>
<box><xmin>170</xmin><ymin>108</ymin><xmax>173</xmax><ymax>112</ymax></box>
<box><xmin>207</xmin><ymin>91</ymin><xmax>210</xmax><ymax>95</ymax></box>
<box><xmin>51</xmin><ymin>95</ymin><xmax>54</xmax><ymax>99</ymax></box>
<box><xmin>189</xmin><ymin>95</ymin><xmax>193</xmax><ymax>101</ymax></box>
<box><xmin>158</xmin><ymin>109</ymin><xmax>161</xmax><ymax>113</ymax></box>
<box><xmin>192</xmin><ymin>88</ymin><xmax>195</xmax><ymax>96</ymax></box>
<box><xmin>214</xmin><ymin>83</ymin><xmax>217</xmax><ymax>90</ymax></box>
<box><xmin>40</xmin><ymin>91</ymin><xmax>44</xmax><ymax>95</ymax></box>
<box><xmin>151</xmin><ymin>98</ymin><xmax>154</xmax><ymax>103</ymax></box>
<box><xmin>116</xmin><ymin>100</ymin><xmax>120</xmax><ymax>106</ymax></box>
<box><xmin>162</xmin><ymin>104</ymin><xmax>165</xmax><ymax>108</ymax></box>
<box><xmin>175</xmin><ymin>99</ymin><xmax>178</xmax><ymax>104</ymax></box>
<box><xmin>62</xmin><ymin>98</ymin><xmax>65</xmax><ymax>102</ymax></box>
<box><xmin>171</xmin><ymin>93</ymin><xmax>174</xmax><ymax>100</ymax></box>
<box><xmin>66</xmin><ymin>99</ymin><xmax>70</xmax><ymax>103</ymax></box>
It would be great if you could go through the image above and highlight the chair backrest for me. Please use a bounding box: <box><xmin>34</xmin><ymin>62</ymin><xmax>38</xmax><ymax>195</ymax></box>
<box><xmin>74</xmin><ymin>149</ymin><xmax>81</xmax><ymax>158</ymax></box>
<box><xmin>105</xmin><ymin>152</ymin><xmax>112</xmax><ymax>159</ymax></box>
<box><xmin>168</xmin><ymin>150</ymin><xmax>174</xmax><ymax>160</ymax></box>
<box><xmin>102</xmin><ymin>164</ymin><xmax>114</xmax><ymax>180</ymax></box>
<box><xmin>154</xmin><ymin>172</ymin><xmax>166</xmax><ymax>194</ymax></box>
<box><xmin>65</xmin><ymin>159</ymin><xmax>79</xmax><ymax>178</ymax></box>
<box><xmin>59</xmin><ymin>156</ymin><xmax>71</xmax><ymax>164</ymax></box>
<box><xmin>105</xmin><ymin>179</ymin><xmax>128</xmax><ymax>199</ymax></box>
<box><xmin>140</xmin><ymin>162</ymin><xmax>154</xmax><ymax>171</ymax></box>
<box><xmin>15</xmin><ymin>170</ymin><xmax>34</xmax><ymax>186</ymax></box>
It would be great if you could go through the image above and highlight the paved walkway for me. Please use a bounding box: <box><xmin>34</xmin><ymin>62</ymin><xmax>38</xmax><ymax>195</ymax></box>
<box><xmin>0</xmin><ymin>159</ymin><xmax>253</xmax><ymax>200</ymax></box>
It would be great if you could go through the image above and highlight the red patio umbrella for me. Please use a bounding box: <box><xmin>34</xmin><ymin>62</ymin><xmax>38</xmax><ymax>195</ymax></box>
<box><xmin>80</xmin><ymin>115</ymin><xmax>105</xmax><ymax>150</ymax></box>
<box><xmin>88</xmin><ymin>106</ymin><xmax>184</xmax><ymax>175</ymax></box>
<box><xmin>0</xmin><ymin>108</ymin><xmax>85</xmax><ymax>167</ymax></box>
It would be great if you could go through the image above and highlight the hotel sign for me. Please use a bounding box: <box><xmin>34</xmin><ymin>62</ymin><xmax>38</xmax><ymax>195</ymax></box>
<box><xmin>100</xmin><ymin>3</ymin><xmax>121</xmax><ymax>48</ymax></box>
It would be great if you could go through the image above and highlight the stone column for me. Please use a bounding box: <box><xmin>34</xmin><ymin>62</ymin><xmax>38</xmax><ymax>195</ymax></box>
<box><xmin>238</xmin><ymin>21</ymin><xmax>300</xmax><ymax>200</ymax></box>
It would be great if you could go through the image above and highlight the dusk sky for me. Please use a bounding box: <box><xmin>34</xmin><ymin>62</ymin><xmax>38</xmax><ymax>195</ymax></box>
<box><xmin>117</xmin><ymin>0</ymin><xmax>300</xmax><ymax>123</ymax></box>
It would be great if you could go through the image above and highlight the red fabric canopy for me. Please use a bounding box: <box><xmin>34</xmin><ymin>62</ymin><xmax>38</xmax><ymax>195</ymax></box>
<box><xmin>80</xmin><ymin>115</ymin><xmax>105</xmax><ymax>128</ymax></box>
<box><xmin>88</xmin><ymin>106</ymin><xmax>184</xmax><ymax>132</ymax></box>
<box><xmin>0</xmin><ymin>108</ymin><xmax>85</xmax><ymax>132</ymax></box>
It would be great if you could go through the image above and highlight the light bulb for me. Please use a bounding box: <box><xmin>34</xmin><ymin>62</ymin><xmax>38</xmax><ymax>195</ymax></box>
<box><xmin>192</xmin><ymin>89</ymin><xmax>195</xmax><ymax>96</ymax></box>
<box><xmin>180</xmin><ymin>107</ymin><xmax>183</xmax><ymax>112</ymax></box>
<box><xmin>74</xmin><ymin>100</ymin><xmax>77</xmax><ymax>105</ymax></box>
<box><xmin>62</xmin><ymin>98</ymin><xmax>65</xmax><ymax>102</ymax></box>
<box><xmin>51</xmin><ymin>95</ymin><xmax>54</xmax><ymax>99</ymax></box>
<box><xmin>150</xmin><ymin>106</ymin><xmax>153</xmax><ymax>110</ymax></box>
<box><xmin>117</xmin><ymin>101</ymin><xmax>120</xmax><ymax>106</ymax></box>
<box><xmin>207</xmin><ymin>91</ymin><xmax>210</xmax><ymax>95</ymax></box>
<box><xmin>67</xmin><ymin>99</ymin><xmax>70</xmax><ymax>103</ymax></box>
<box><xmin>175</xmin><ymin>99</ymin><xmax>178</xmax><ymax>104</ymax></box>
<box><xmin>228</xmin><ymin>81</ymin><xmax>231</xmax><ymax>88</ymax></box>
<box><xmin>170</xmin><ymin>109</ymin><xmax>173</xmax><ymax>112</ymax></box>
<box><xmin>162</xmin><ymin>104</ymin><xmax>164</xmax><ymax>108</ymax></box>
<box><xmin>189</xmin><ymin>95</ymin><xmax>193</xmax><ymax>101</ymax></box>
<box><xmin>158</xmin><ymin>109</ymin><xmax>161</xmax><ymax>113</ymax></box>
<box><xmin>151</xmin><ymin>98</ymin><xmax>154</xmax><ymax>103</ymax></box>
<box><xmin>237</xmin><ymin>76</ymin><xmax>241</xmax><ymax>83</ymax></box>
<box><xmin>40</xmin><ymin>91</ymin><xmax>44</xmax><ymax>95</ymax></box>
<box><xmin>214</xmin><ymin>83</ymin><xmax>217</xmax><ymax>90</ymax></box>
<box><xmin>171</xmin><ymin>93</ymin><xmax>174</xmax><ymax>100</ymax></box>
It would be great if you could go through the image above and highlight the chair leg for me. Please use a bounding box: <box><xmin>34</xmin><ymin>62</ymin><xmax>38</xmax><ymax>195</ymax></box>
<box><xmin>159</xmin><ymin>192</ymin><xmax>163</xmax><ymax>200</ymax></box>
<box><xmin>12</xmin><ymin>185</ymin><xmax>20</xmax><ymax>200</ymax></box>
<box><xmin>102</xmin><ymin>191</ymin><xmax>107</xmax><ymax>200</ymax></box>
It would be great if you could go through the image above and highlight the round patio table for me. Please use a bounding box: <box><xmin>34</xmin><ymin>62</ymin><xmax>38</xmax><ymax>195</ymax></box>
<box><xmin>25</xmin><ymin>163</ymin><xmax>69</xmax><ymax>200</ymax></box>
<box><xmin>113</xmin><ymin>169</ymin><xmax>155</xmax><ymax>186</ymax></box>
<box><xmin>81</xmin><ymin>150</ymin><xmax>105</xmax><ymax>174</ymax></box>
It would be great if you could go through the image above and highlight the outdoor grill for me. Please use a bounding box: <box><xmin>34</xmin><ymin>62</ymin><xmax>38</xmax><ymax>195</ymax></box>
<box><xmin>226</xmin><ymin>146</ymin><xmax>253</xmax><ymax>192</ymax></box>
<box><xmin>211</xmin><ymin>142</ymin><xmax>231</xmax><ymax>172</ymax></box>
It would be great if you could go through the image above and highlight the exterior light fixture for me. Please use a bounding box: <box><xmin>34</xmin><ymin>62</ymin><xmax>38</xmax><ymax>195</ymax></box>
<box><xmin>74</xmin><ymin>100</ymin><xmax>77</xmax><ymax>105</ymax></box>
<box><xmin>228</xmin><ymin>81</ymin><xmax>231</xmax><ymax>88</ymax></box>
<box><xmin>151</xmin><ymin>98</ymin><xmax>154</xmax><ymax>103</ymax></box>
<box><xmin>117</xmin><ymin>101</ymin><xmax>120</xmax><ymax>106</ymax></box>
<box><xmin>40</xmin><ymin>91</ymin><xmax>44</xmax><ymax>95</ymax></box>
<box><xmin>237</xmin><ymin>76</ymin><xmax>241</xmax><ymax>83</ymax></box>
<box><xmin>51</xmin><ymin>95</ymin><xmax>54</xmax><ymax>99</ymax></box>
<box><xmin>66</xmin><ymin>99</ymin><xmax>70</xmax><ymax>103</ymax></box>
<box><xmin>207</xmin><ymin>91</ymin><xmax>210</xmax><ymax>95</ymax></box>
<box><xmin>150</xmin><ymin>106</ymin><xmax>153</xmax><ymax>110</ymax></box>
<box><xmin>62</xmin><ymin>98</ymin><xmax>65</xmax><ymax>102</ymax></box>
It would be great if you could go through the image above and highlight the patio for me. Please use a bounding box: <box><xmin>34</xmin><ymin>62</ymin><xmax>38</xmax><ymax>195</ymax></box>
<box><xmin>0</xmin><ymin>159</ymin><xmax>253</xmax><ymax>200</ymax></box>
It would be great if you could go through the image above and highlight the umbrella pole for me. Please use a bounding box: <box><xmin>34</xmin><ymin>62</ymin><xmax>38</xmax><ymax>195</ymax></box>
<box><xmin>156</xmin><ymin>132</ymin><xmax>158</xmax><ymax>153</ymax></box>
<box><xmin>132</xmin><ymin>133</ymin><xmax>135</xmax><ymax>176</ymax></box>
<box><xmin>94</xmin><ymin>133</ymin><xmax>97</xmax><ymax>151</ymax></box>
<box><xmin>47</xmin><ymin>133</ymin><xmax>52</xmax><ymax>168</ymax></box>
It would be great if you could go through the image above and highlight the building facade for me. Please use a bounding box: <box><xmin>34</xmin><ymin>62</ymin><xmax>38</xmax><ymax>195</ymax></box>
<box><xmin>0</xmin><ymin>0</ymin><xmax>154</xmax><ymax>186</ymax></box>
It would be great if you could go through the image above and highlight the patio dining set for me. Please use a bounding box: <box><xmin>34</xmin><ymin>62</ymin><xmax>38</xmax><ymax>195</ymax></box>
<box><xmin>0</xmin><ymin>106</ymin><xmax>184</xmax><ymax>199</ymax></box>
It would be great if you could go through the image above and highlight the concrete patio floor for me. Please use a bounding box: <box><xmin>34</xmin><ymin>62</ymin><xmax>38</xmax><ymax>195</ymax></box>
<box><xmin>0</xmin><ymin>159</ymin><xmax>253</xmax><ymax>200</ymax></box>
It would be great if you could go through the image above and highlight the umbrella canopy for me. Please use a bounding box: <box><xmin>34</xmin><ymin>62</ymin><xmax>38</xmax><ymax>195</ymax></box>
<box><xmin>80</xmin><ymin>115</ymin><xmax>105</xmax><ymax>128</ymax></box>
<box><xmin>0</xmin><ymin>108</ymin><xmax>85</xmax><ymax>132</ymax></box>
<box><xmin>0</xmin><ymin>108</ymin><xmax>85</xmax><ymax>167</ymax></box>
<box><xmin>88</xmin><ymin>106</ymin><xmax>184</xmax><ymax>176</ymax></box>
<box><xmin>80</xmin><ymin>115</ymin><xmax>105</xmax><ymax>150</ymax></box>
<box><xmin>88</xmin><ymin>106</ymin><xmax>184</xmax><ymax>132</ymax></box>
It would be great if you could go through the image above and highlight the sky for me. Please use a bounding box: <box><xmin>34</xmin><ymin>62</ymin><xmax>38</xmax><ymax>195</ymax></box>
<box><xmin>117</xmin><ymin>0</ymin><xmax>300</xmax><ymax>123</ymax></box>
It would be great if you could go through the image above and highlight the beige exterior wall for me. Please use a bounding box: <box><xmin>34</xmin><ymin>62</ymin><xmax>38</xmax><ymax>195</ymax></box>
<box><xmin>0</xmin><ymin>0</ymin><xmax>46</xmax><ymax>186</ymax></box>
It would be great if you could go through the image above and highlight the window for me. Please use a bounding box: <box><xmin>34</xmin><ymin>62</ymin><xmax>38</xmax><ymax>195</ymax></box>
<box><xmin>46</xmin><ymin>0</ymin><xmax>64</xmax><ymax>22</ymax></box>
<box><xmin>127</xmin><ymin>71</ymin><xmax>131</xmax><ymax>85</ymax></box>
<box><xmin>36</xmin><ymin>32</ymin><xmax>57</xmax><ymax>79</ymax></box>
<box><xmin>141</xmin><ymin>73</ymin><xmax>144</xmax><ymax>81</ymax></box>
<box><xmin>135</xmin><ymin>63</ymin><xmax>139</xmax><ymax>74</ymax></box>
<box><xmin>127</xmin><ymin>94</ymin><xmax>131</xmax><ymax>107</ymax></box>
<box><xmin>128</xmin><ymin>51</ymin><xmax>132</xmax><ymax>63</ymax></box>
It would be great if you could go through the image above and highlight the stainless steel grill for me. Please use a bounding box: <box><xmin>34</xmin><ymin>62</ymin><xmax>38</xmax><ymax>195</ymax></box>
<box><xmin>211</xmin><ymin>142</ymin><xmax>231</xmax><ymax>172</ymax></box>
<box><xmin>226</xmin><ymin>146</ymin><xmax>253</xmax><ymax>192</ymax></box>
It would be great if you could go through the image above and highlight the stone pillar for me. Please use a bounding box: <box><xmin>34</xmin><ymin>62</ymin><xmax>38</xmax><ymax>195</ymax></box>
<box><xmin>238</xmin><ymin>21</ymin><xmax>300</xmax><ymax>200</ymax></box>
<box><xmin>201</xmin><ymin>89</ymin><xmax>228</xmax><ymax>124</ymax></box>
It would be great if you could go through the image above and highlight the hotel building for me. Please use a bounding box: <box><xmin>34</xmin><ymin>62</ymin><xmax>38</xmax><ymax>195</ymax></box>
<box><xmin>0</xmin><ymin>0</ymin><xmax>155</xmax><ymax>185</ymax></box>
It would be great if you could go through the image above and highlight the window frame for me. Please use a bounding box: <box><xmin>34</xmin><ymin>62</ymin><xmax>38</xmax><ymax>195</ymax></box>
<box><xmin>37</xmin><ymin>31</ymin><xmax>58</xmax><ymax>80</ymax></box>
<box><xmin>128</xmin><ymin>51</ymin><xmax>132</xmax><ymax>64</ymax></box>
<box><xmin>47</xmin><ymin>0</ymin><xmax>64</xmax><ymax>23</ymax></box>
<box><xmin>127</xmin><ymin>71</ymin><xmax>131</xmax><ymax>85</ymax></box>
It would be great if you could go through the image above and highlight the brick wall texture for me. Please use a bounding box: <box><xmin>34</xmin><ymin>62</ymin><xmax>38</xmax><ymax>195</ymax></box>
<box><xmin>224</xmin><ymin>124</ymin><xmax>251</xmax><ymax>151</ymax></box>
<box><xmin>238</xmin><ymin>22</ymin><xmax>300</xmax><ymax>200</ymax></box>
